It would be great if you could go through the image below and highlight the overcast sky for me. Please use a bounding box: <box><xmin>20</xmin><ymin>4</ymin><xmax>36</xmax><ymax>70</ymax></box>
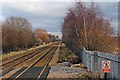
<box><xmin>0</xmin><ymin>0</ymin><xmax>119</xmax><ymax>37</ymax></box>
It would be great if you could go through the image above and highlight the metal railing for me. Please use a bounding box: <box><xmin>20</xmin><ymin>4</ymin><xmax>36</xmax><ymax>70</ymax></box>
<box><xmin>73</xmin><ymin>47</ymin><xmax>120</xmax><ymax>79</ymax></box>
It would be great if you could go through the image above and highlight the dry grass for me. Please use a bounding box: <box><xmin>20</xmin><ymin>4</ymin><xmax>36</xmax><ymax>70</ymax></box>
<box><xmin>58</xmin><ymin>46</ymin><xmax>80</xmax><ymax>64</ymax></box>
<box><xmin>78</xmin><ymin>72</ymin><xmax>100</xmax><ymax>79</ymax></box>
<box><xmin>0</xmin><ymin>45</ymin><xmax>42</xmax><ymax>60</ymax></box>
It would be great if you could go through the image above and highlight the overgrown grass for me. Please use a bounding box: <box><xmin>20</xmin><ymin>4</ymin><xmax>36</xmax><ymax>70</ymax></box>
<box><xmin>0</xmin><ymin>45</ymin><xmax>42</xmax><ymax>60</ymax></box>
<box><xmin>58</xmin><ymin>46</ymin><xmax>80</xmax><ymax>64</ymax></box>
<box><xmin>61</xmin><ymin>48</ymin><xmax>68</xmax><ymax>59</ymax></box>
<box><xmin>59</xmin><ymin>46</ymin><xmax>68</xmax><ymax>61</ymax></box>
<box><xmin>78</xmin><ymin>72</ymin><xmax>100</xmax><ymax>79</ymax></box>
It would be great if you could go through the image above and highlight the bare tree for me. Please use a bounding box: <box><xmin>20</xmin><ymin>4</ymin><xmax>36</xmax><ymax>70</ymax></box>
<box><xmin>2</xmin><ymin>16</ymin><xmax>34</xmax><ymax>53</ymax></box>
<box><xmin>48</xmin><ymin>34</ymin><xmax>56</xmax><ymax>42</ymax></box>
<box><xmin>62</xmin><ymin>2</ymin><xmax>116</xmax><ymax>53</ymax></box>
<box><xmin>34</xmin><ymin>29</ymin><xmax>49</xmax><ymax>43</ymax></box>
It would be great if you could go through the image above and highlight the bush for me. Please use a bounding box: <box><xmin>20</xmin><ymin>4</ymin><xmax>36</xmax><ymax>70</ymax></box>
<box><xmin>79</xmin><ymin>72</ymin><xmax>98</xmax><ymax>79</ymax></box>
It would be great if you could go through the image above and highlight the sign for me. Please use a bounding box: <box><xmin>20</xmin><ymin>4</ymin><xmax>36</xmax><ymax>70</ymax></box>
<box><xmin>102</xmin><ymin>61</ymin><xmax>111</xmax><ymax>73</ymax></box>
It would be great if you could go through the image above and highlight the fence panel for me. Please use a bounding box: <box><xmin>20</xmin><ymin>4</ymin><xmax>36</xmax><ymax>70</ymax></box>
<box><xmin>76</xmin><ymin>48</ymin><xmax>120</xmax><ymax>79</ymax></box>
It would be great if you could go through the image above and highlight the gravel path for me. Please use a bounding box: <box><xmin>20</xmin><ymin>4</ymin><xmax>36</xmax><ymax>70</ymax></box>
<box><xmin>48</xmin><ymin>62</ymin><xmax>88</xmax><ymax>78</ymax></box>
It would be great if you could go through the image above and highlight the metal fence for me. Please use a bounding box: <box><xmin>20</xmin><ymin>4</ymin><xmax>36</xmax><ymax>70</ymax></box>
<box><xmin>73</xmin><ymin>48</ymin><xmax>120</xmax><ymax>79</ymax></box>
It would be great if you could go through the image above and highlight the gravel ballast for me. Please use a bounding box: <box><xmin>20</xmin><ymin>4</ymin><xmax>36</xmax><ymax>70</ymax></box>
<box><xmin>48</xmin><ymin>62</ymin><xmax>88</xmax><ymax>78</ymax></box>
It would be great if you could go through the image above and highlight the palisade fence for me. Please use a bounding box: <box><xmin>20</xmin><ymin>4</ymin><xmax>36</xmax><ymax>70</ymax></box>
<box><xmin>72</xmin><ymin>47</ymin><xmax>120</xmax><ymax>79</ymax></box>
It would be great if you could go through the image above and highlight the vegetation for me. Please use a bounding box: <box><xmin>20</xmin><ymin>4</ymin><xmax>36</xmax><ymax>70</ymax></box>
<box><xmin>58</xmin><ymin>46</ymin><xmax>68</xmax><ymax>62</ymax></box>
<box><xmin>58</xmin><ymin>46</ymin><xmax>80</xmax><ymax>64</ymax></box>
<box><xmin>78</xmin><ymin>72</ymin><xmax>100</xmax><ymax>79</ymax></box>
<box><xmin>34</xmin><ymin>29</ymin><xmax>56</xmax><ymax>44</ymax></box>
<box><xmin>2</xmin><ymin>16</ymin><xmax>56</xmax><ymax>53</ymax></box>
<box><xmin>34</xmin><ymin>29</ymin><xmax>49</xmax><ymax>43</ymax></box>
<box><xmin>62</xmin><ymin>2</ymin><xmax>118</xmax><ymax>53</ymax></box>
<box><xmin>1</xmin><ymin>45</ymin><xmax>42</xmax><ymax>60</ymax></box>
<box><xmin>73</xmin><ymin>64</ymin><xmax>87</xmax><ymax>69</ymax></box>
<box><xmin>2</xmin><ymin>16</ymin><xmax>34</xmax><ymax>53</ymax></box>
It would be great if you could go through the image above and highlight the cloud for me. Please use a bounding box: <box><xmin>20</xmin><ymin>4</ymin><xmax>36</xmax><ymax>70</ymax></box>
<box><xmin>1</xmin><ymin>1</ymin><xmax>73</xmax><ymax>37</ymax></box>
<box><xmin>2</xmin><ymin>2</ymin><xmax>75</xmax><ymax>19</ymax></box>
<box><xmin>97</xmin><ymin>2</ymin><xmax>118</xmax><ymax>34</ymax></box>
<box><xmin>1</xmin><ymin>1</ymin><xmax>119</xmax><ymax>36</ymax></box>
<box><xmin>0</xmin><ymin>0</ymin><xmax>119</xmax><ymax>2</ymax></box>
<box><xmin>97</xmin><ymin>2</ymin><xmax>118</xmax><ymax>19</ymax></box>
<box><xmin>0</xmin><ymin>0</ymin><xmax>75</xmax><ymax>2</ymax></box>
<box><xmin>48</xmin><ymin>32</ymin><xmax>62</xmax><ymax>38</ymax></box>
<box><xmin>2</xmin><ymin>2</ymin><xmax>72</xmax><ymax>17</ymax></box>
<box><xmin>111</xmin><ymin>21</ymin><xmax>118</xmax><ymax>34</ymax></box>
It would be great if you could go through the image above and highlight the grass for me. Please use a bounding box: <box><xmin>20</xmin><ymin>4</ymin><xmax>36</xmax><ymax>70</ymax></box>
<box><xmin>78</xmin><ymin>72</ymin><xmax>100</xmax><ymax>79</ymax></box>
<box><xmin>58</xmin><ymin>46</ymin><xmax>80</xmax><ymax>64</ymax></box>
<box><xmin>73</xmin><ymin>64</ymin><xmax>87</xmax><ymax>69</ymax></box>
<box><xmin>58</xmin><ymin>46</ymin><xmax>69</xmax><ymax>62</ymax></box>
<box><xmin>62</xmin><ymin>49</ymin><xmax>68</xmax><ymax>59</ymax></box>
<box><xmin>0</xmin><ymin>45</ymin><xmax>43</xmax><ymax>60</ymax></box>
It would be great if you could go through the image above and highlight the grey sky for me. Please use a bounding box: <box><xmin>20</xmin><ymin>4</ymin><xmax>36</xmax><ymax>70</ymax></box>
<box><xmin>0</xmin><ymin>0</ymin><xmax>119</xmax><ymax>37</ymax></box>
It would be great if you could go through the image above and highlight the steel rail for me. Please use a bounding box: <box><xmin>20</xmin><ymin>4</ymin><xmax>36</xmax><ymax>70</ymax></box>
<box><xmin>13</xmin><ymin>46</ymin><xmax>56</xmax><ymax>80</ymax></box>
<box><xmin>1</xmin><ymin>46</ymin><xmax>51</xmax><ymax>77</ymax></box>
<box><xmin>37</xmin><ymin>46</ymin><xmax>57</xmax><ymax>80</ymax></box>
<box><xmin>1</xmin><ymin>46</ymin><xmax>50</xmax><ymax>67</ymax></box>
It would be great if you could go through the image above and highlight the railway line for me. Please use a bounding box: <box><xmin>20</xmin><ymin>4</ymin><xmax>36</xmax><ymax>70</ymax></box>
<box><xmin>1</xmin><ymin>42</ymin><xmax>59</xmax><ymax>80</ymax></box>
<box><xmin>1</xmin><ymin>46</ymin><xmax>51</xmax><ymax>77</ymax></box>
<box><xmin>1</xmin><ymin>44</ymin><xmax>52</xmax><ymax>67</ymax></box>
<box><xmin>0</xmin><ymin>43</ymin><xmax>54</xmax><ymax>65</ymax></box>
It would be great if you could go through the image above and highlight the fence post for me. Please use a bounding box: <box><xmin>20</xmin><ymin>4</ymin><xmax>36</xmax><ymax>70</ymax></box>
<box><xmin>118</xmin><ymin>54</ymin><xmax>120</xmax><ymax>79</ymax></box>
<box><xmin>91</xmin><ymin>52</ymin><xmax>95</xmax><ymax>72</ymax></box>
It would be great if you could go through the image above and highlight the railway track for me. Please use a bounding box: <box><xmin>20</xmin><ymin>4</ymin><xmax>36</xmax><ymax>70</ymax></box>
<box><xmin>1</xmin><ymin>45</ymin><xmax>52</xmax><ymax>67</ymax></box>
<box><xmin>1</xmin><ymin>42</ymin><xmax>59</xmax><ymax>80</ymax></box>
<box><xmin>1</xmin><ymin>43</ymin><xmax>55</xmax><ymax>65</ymax></box>
<box><xmin>1</xmin><ymin>44</ymin><xmax>53</xmax><ymax>77</ymax></box>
